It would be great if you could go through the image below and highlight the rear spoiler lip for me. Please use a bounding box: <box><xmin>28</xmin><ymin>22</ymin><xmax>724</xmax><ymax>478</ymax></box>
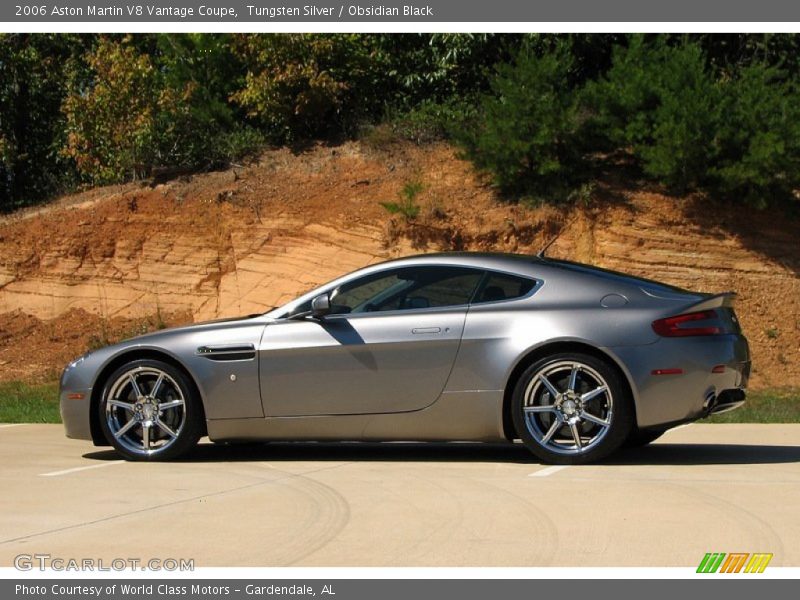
<box><xmin>679</xmin><ymin>292</ymin><xmax>737</xmax><ymax>314</ymax></box>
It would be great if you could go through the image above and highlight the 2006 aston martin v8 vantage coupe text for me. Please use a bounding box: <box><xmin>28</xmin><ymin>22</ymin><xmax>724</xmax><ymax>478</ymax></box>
<box><xmin>60</xmin><ymin>253</ymin><xmax>750</xmax><ymax>464</ymax></box>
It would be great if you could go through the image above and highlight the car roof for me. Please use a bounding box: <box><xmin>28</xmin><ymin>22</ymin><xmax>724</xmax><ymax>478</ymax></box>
<box><xmin>267</xmin><ymin>252</ymin><xmax>695</xmax><ymax>318</ymax></box>
<box><xmin>369</xmin><ymin>252</ymin><xmax>694</xmax><ymax>296</ymax></box>
<box><xmin>374</xmin><ymin>252</ymin><xmax>544</xmax><ymax>271</ymax></box>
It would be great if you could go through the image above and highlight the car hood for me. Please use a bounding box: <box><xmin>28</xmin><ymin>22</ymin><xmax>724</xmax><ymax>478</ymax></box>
<box><xmin>114</xmin><ymin>313</ymin><xmax>272</xmax><ymax>345</ymax></box>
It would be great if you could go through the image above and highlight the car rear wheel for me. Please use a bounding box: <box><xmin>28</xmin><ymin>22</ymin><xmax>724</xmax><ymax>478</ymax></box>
<box><xmin>98</xmin><ymin>359</ymin><xmax>203</xmax><ymax>461</ymax></box>
<box><xmin>511</xmin><ymin>353</ymin><xmax>633</xmax><ymax>465</ymax></box>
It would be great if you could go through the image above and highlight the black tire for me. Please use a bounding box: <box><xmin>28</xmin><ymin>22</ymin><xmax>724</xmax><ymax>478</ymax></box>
<box><xmin>623</xmin><ymin>428</ymin><xmax>667</xmax><ymax>448</ymax></box>
<box><xmin>511</xmin><ymin>352</ymin><xmax>634</xmax><ymax>465</ymax></box>
<box><xmin>98</xmin><ymin>359</ymin><xmax>203</xmax><ymax>461</ymax></box>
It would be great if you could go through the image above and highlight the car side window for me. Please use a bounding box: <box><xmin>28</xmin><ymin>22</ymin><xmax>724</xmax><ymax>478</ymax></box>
<box><xmin>473</xmin><ymin>272</ymin><xmax>536</xmax><ymax>304</ymax></box>
<box><xmin>331</xmin><ymin>266</ymin><xmax>483</xmax><ymax>315</ymax></box>
<box><xmin>331</xmin><ymin>273</ymin><xmax>407</xmax><ymax>314</ymax></box>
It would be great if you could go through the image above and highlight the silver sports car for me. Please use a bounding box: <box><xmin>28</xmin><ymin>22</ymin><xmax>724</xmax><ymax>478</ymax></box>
<box><xmin>60</xmin><ymin>253</ymin><xmax>750</xmax><ymax>464</ymax></box>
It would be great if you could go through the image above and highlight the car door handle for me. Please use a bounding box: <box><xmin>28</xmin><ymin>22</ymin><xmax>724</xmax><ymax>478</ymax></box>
<box><xmin>411</xmin><ymin>327</ymin><xmax>441</xmax><ymax>334</ymax></box>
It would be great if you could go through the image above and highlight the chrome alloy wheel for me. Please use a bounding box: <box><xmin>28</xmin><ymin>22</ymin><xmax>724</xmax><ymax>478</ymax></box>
<box><xmin>522</xmin><ymin>360</ymin><xmax>614</xmax><ymax>455</ymax></box>
<box><xmin>104</xmin><ymin>367</ymin><xmax>187</xmax><ymax>457</ymax></box>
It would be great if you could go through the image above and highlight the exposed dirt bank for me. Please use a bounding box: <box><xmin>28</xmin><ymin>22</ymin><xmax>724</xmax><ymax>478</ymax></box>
<box><xmin>1</xmin><ymin>142</ymin><xmax>797</xmax><ymax>388</ymax></box>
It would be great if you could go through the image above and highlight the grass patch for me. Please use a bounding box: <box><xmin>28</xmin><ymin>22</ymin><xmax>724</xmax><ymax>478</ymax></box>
<box><xmin>707</xmin><ymin>388</ymin><xmax>800</xmax><ymax>423</ymax></box>
<box><xmin>0</xmin><ymin>381</ymin><xmax>60</xmax><ymax>423</ymax></box>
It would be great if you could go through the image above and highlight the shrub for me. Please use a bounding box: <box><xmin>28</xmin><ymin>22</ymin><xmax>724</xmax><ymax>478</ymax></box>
<box><xmin>589</xmin><ymin>36</ymin><xmax>800</xmax><ymax>205</ymax></box>
<box><xmin>0</xmin><ymin>34</ymin><xmax>83</xmax><ymax>210</ymax></box>
<box><xmin>209</xmin><ymin>126</ymin><xmax>266</xmax><ymax>165</ymax></box>
<box><xmin>458</xmin><ymin>47</ymin><xmax>583</xmax><ymax>200</ymax></box>
<box><xmin>382</xmin><ymin>34</ymin><xmax>523</xmax><ymax>105</ymax></box>
<box><xmin>62</xmin><ymin>36</ymin><xmax>263</xmax><ymax>184</ymax></box>
<box><xmin>153</xmin><ymin>104</ymin><xmax>265</xmax><ymax>171</ymax></box>
<box><xmin>709</xmin><ymin>65</ymin><xmax>800</xmax><ymax>207</ymax></box>
<box><xmin>587</xmin><ymin>37</ymin><xmax>720</xmax><ymax>192</ymax></box>
<box><xmin>230</xmin><ymin>34</ymin><xmax>381</xmax><ymax>143</ymax></box>
<box><xmin>380</xmin><ymin>179</ymin><xmax>424</xmax><ymax>220</ymax></box>
<box><xmin>63</xmin><ymin>37</ymin><xmax>163</xmax><ymax>184</ymax></box>
<box><xmin>152</xmin><ymin>33</ymin><xmax>251</xmax><ymax>170</ymax></box>
<box><xmin>361</xmin><ymin>100</ymin><xmax>477</xmax><ymax>150</ymax></box>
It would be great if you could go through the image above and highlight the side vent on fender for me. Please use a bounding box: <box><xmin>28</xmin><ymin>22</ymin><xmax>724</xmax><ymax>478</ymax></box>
<box><xmin>196</xmin><ymin>344</ymin><xmax>256</xmax><ymax>361</ymax></box>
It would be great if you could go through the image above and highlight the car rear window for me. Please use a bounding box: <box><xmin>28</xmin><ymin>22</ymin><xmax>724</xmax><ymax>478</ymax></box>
<box><xmin>473</xmin><ymin>272</ymin><xmax>536</xmax><ymax>304</ymax></box>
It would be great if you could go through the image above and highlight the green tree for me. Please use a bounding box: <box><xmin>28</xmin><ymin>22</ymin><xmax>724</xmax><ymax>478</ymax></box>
<box><xmin>153</xmin><ymin>33</ymin><xmax>260</xmax><ymax>169</ymax></box>
<box><xmin>691</xmin><ymin>33</ymin><xmax>800</xmax><ymax>79</ymax></box>
<box><xmin>0</xmin><ymin>34</ymin><xmax>86</xmax><ymax>210</ymax></box>
<box><xmin>62</xmin><ymin>36</ymin><xmax>166</xmax><ymax>183</ymax></box>
<box><xmin>710</xmin><ymin>64</ymin><xmax>800</xmax><ymax>207</ymax></box>
<box><xmin>378</xmin><ymin>34</ymin><xmax>521</xmax><ymax>106</ymax></box>
<box><xmin>587</xmin><ymin>36</ymin><xmax>720</xmax><ymax>191</ymax></box>
<box><xmin>458</xmin><ymin>47</ymin><xmax>583</xmax><ymax>199</ymax></box>
<box><xmin>230</xmin><ymin>34</ymin><xmax>381</xmax><ymax>142</ymax></box>
<box><xmin>588</xmin><ymin>35</ymin><xmax>800</xmax><ymax>204</ymax></box>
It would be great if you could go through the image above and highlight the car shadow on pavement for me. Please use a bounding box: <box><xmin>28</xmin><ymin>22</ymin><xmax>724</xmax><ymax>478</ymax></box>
<box><xmin>83</xmin><ymin>441</ymin><xmax>800</xmax><ymax>466</ymax></box>
<box><xmin>609</xmin><ymin>443</ymin><xmax>800</xmax><ymax>466</ymax></box>
<box><xmin>84</xmin><ymin>442</ymin><xmax>533</xmax><ymax>464</ymax></box>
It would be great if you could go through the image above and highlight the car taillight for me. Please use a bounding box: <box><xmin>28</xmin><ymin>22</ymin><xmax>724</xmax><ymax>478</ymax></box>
<box><xmin>652</xmin><ymin>310</ymin><xmax>722</xmax><ymax>337</ymax></box>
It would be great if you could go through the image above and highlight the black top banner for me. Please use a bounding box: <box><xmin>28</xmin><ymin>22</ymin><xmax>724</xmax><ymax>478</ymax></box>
<box><xmin>4</xmin><ymin>0</ymin><xmax>800</xmax><ymax>22</ymax></box>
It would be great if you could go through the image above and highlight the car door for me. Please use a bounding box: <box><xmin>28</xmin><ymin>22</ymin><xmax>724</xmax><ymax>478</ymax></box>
<box><xmin>258</xmin><ymin>265</ymin><xmax>484</xmax><ymax>416</ymax></box>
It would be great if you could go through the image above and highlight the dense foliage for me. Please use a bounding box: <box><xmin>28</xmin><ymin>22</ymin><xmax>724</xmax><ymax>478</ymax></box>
<box><xmin>458</xmin><ymin>47</ymin><xmax>583</xmax><ymax>199</ymax></box>
<box><xmin>0</xmin><ymin>34</ymin><xmax>86</xmax><ymax>207</ymax></box>
<box><xmin>63</xmin><ymin>37</ymin><xmax>165</xmax><ymax>184</ymax></box>
<box><xmin>584</xmin><ymin>36</ymin><xmax>800</xmax><ymax>204</ymax></box>
<box><xmin>2</xmin><ymin>33</ymin><xmax>800</xmax><ymax>210</ymax></box>
<box><xmin>586</xmin><ymin>38</ymin><xmax>719</xmax><ymax>192</ymax></box>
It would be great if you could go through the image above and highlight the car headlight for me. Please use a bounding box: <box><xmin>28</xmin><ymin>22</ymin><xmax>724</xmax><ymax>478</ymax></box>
<box><xmin>61</xmin><ymin>354</ymin><xmax>89</xmax><ymax>387</ymax></box>
<box><xmin>67</xmin><ymin>355</ymin><xmax>86</xmax><ymax>369</ymax></box>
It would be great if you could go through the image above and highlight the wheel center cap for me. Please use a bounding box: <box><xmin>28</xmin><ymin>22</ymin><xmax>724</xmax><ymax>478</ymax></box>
<box><xmin>562</xmin><ymin>399</ymin><xmax>577</xmax><ymax>416</ymax></box>
<box><xmin>137</xmin><ymin>398</ymin><xmax>157</xmax><ymax>420</ymax></box>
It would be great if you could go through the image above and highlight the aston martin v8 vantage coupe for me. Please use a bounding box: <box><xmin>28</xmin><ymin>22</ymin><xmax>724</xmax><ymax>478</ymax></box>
<box><xmin>60</xmin><ymin>253</ymin><xmax>750</xmax><ymax>464</ymax></box>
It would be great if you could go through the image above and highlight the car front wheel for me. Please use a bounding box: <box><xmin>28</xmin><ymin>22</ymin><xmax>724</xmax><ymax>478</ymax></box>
<box><xmin>98</xmin><ymin>359</ymin><xmax>203</xmax><ymax>461</ymax></box>
<box><xmin>511</xmin><ymin>353</ymin><xmax>633</xmax><ymax>465</ymax></box>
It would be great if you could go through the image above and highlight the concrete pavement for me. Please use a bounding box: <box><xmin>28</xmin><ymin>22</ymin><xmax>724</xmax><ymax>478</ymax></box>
<box><xmin>1</xmin><ymin>424</ymin><xmax>798</xmax><ymax>567</ymax></box>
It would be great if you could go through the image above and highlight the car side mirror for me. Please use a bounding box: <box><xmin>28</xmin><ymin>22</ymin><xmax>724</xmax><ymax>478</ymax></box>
<box><xmin>311</xmin><ymin>293</ymin><xmax>331</xmax><ymax>318</ymax></box>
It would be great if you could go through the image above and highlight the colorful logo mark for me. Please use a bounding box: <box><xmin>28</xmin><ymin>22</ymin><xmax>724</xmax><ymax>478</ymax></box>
<box><xmin>697</xmin><ymin>552</ymin><xmax>773</xmax><ymax>573</ymax></box>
